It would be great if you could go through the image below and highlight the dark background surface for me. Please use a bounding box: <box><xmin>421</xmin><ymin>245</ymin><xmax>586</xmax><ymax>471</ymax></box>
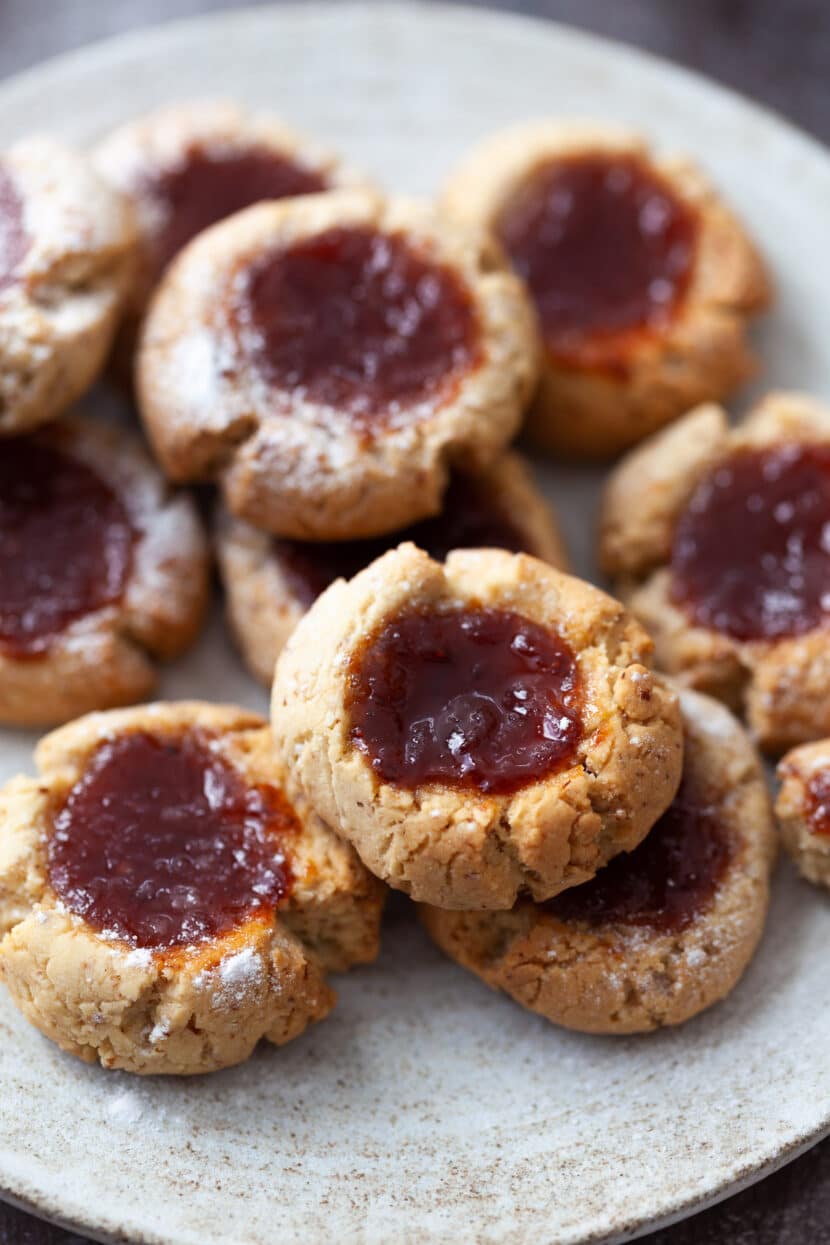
<box><xmin>0</xmin><ymin>1</ymin><xmax>828</xmax><ymax>1242</ymax></box>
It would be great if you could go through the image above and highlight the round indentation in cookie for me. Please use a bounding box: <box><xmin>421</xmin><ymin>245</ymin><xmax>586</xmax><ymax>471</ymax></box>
<box><xmin>670</xmin><ymin>443</ymin><xmax>830</xmax><ymax>641</ymax></box>
<box><xmin>347</xmin><ymin>606</ymin><xmax>582</xmax><ymax>795</ymax></box>
<box><xmin>233</xmin><ymin>224</ymin><xmax>482</xmax><ymax>425</ymax></box>
<box><xmin>0</xmin><ymin>163</ymin><xmax>27</xmax><ymax>292</ymax></box>
<box><xmin>0</xmin><ymin>437</ymin><xmax>135</xmax><ymax>658</ymax></box>
<box><xmin>145</xmin><ymin>144</ymin><xmax>330</xmax><ymax>276</ymax></box>
<box><xmin>548</xmin><ymin>771</ymin><xmax>732</xmax><ymax>932</ymax></box>
<box><xmin>497</xmin><ymin>152</ymin><xmax>698</xmax><ymax>370</ymax></box>
<box><xmin>274</xmin><ymin>471</ymin><xmax>530</xmax><ymax>607</ymax></box>
<box><xmin>47</xmin><ymin>730</ymin><xmax>294</xmax><ymax>950</ymax></box>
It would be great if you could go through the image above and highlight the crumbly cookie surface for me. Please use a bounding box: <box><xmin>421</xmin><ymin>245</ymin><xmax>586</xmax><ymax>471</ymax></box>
<box><xmin>137</xmin><ymin>189</ymin><xmax>539</xmax><ymax>539</ymax></box>
<box><xmin>0</xmin><ymin>412</ymin><xmax>210</xmax><ymax>727</ymax></box>
<box><xmin>600</xmin><ymin>391</ymin><xmax>830</xmax><ymax>752</ymax></box>
<box><xmin>0</xmin><ymin>702</ymin><xmax>384</xmax><ymax>1075</ymax></box>
<box><xmin>94</xmin><ymin>99</ymin><xmax>367</xmax><ymax>370</ymax></box>
<box><xmin>776</xmin><ymin>739</ymin><xmax>830</xmax><ymax>890</ymax></box>
<box><xmin>217</xmin><ymin>449</ymin><xmax>569</xmax><ymax>686</ymax></box>
<box><xmin>421</xmin><ymin>689</ymin><xmax>775</xmax><ymax>1033</ymax></box>
<box><xmin>442</xmin><ymin>120</ymin><xmax>770</xmax><ymax>458</ymax></box>
<box><xmin>0</xmin><ymin>136</ymin><xmax>136</xmax><ymax>433</ymax></box>
<box><xmin>271</xmin><ymin>544</ymin><xmax>683</xmax><ymax>910</ymax></box>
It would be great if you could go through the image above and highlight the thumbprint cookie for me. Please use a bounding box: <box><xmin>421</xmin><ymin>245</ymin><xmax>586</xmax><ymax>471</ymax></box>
<box><xmin>0</xmin><ymin>413</ymin><xmax>209</xmax><ymax>726</ymax></box>
<box><xmin>0</xmin><ymin>702</ymin><xmax>384</xmax><ymax>1075</ymax></box>
<box><xmin>136</xmin><ymin>189</ymin><xmax>539</xmax><ymax>539</ymax></box>
<box><xmin>776</xmin><ymin>739</ymin><xmax>830</xmax><ymax>891</ymax></box>
<box><xmin>216</xmin><ymin>449</ymin><xmax>569</xmax><ymax>685</ymax></box>
<box><xmin>271</xmin><ymin>544</ymin><xmax>683</xmax><ymax>910</ymax></box>
<box><xmin>442</xmin><ymin>121</ymin><xmax>771</xmax><ymax>458</ymax></box>
<box><xmin>94</xmin><ymin>100</ymin><xmax>366</xmax><ymax>369</ymax></box>
<box><xmin>0</xmin><ymin>136</ymin><xmax>136</xmax><ymax>434</ymax></box>
<box><xmin>600</xmin><ymin>392</ymin><xmax>830</xmax><ymax>753</ymax></box>
<box><xmin>422</xmin><ymin>689</ymin><xmax>775</xmax><ymax>1034</ymax></box>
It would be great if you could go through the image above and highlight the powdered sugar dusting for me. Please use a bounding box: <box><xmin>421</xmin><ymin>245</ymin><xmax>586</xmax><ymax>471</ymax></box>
<box><xmin>194</xmin><ymin>946</ymin><xmax>264</xmax><ymax>1008</ymax></box>
<box><xmin>124</xmin><ymin>948</ymin><xmax>153</xmax><ymax>969</ymax></box>
<box><xmin>107</xmin><ymin>1087</ymin><xmax>145</xmax><ymax>1125</ymax></box>
<box><xmin>148</xmin><ymin>1018</ymin><xmax>170</xmax><ymax>1045</ymax></box>
<box><xmin>220</xmin><ymin>947</ymin><xmax>262</xmax><ymax>1000</ymax></box>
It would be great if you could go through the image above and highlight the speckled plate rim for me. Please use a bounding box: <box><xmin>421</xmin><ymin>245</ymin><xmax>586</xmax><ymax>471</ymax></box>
<box><xmin>0</xmin><ymin>5</ymin><xmax>829</xmax><ymax>1243</ymax></box>
<box><xmin>3</xmin><ymin>1124</ymin><xmax>828</xmax><ymax>1245</ymax></box>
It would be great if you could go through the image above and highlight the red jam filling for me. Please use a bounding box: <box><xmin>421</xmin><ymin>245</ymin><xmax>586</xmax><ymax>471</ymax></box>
<box><xmin>548</xmin><ymin>772</ymin><xmax>732</xmax><ymax>932</ymax></box>
<box><xmin>0</xmin><ymin>163</ymin><xmax>27</xmax><ymax>292</ymax></box>
<box><xmin>47</xmin><ymin>731</ymin><xmax>294</xmax><ymax>950</ymax></box>
<box><xmin>805</xmin><ymin>768</ymin><xmax>830</xmax><ymax>837</ymax></box>
<box><xmin>670</xmin><ymin>444</ymin><xmax>830</xmax><ymax>642</ymax></box>
<box><xmin>234</xmin><ymin>224</ymin><xmax>481</xmax><ymax>424</ymax></box>
<box><xmin>0</xmin><ymin>438</ymin><xmax>135</xmax><ymax>658</ymax></box>
<box><xmin>497</xmin><ymin>152</ymin><xmax>698</xmax><ymax>371</ymax></box>
<box><xmin>347</xmin><ymin>606</ymin><xmax>582</xmax><ymax>795</ymax></box>
<box><xmin>147</xmin><ymin>144</ymin><xmax>329</xmax><ymax>274</ymax></box>
<box><xmin>273</xmin><ymin>472</ymin><xmax>530</xmax><ymax>607</ymax></box>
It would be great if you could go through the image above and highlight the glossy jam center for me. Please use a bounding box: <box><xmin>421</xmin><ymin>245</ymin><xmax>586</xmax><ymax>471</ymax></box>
<box><xmin>0</xmin><ymin>163</ymin><xmax>27</xmax><ymax>292</ymax></box>
<box><xmin>347</xmin><ymin>607</ymin><xmax>582</xmax><ymax>795</ymax></box>
<box><xmin>274</xmin><ymin>472</ymin><xmax>529</xmax><ymax>607</ymax></box>
<box><xmin>235</xmin><ymin>224</ymin><xmax>481</xmax><ymax>423</ymax></box>
<box><xmin>670</xmin><ymin>444</ymin><xmax>830</xmax><ymax>642</ymax></box>
<box><xmin>805</xmin><ymin>768</ymin><xmax>830</xmax><ymax>837</ymax></box>
<box><xmin>497</xmin><ymin>153</ymin><xmax>697</xmax><ymax>369</ymax></box>
<box><xmin>48</xmin><ymin>731</ymin><xmax>294</xmax><ymax>950</ymax></box>
<box><xmin>148</xmin><ymin>144</ymin><xmax>329</xmax><ymax>274</ymax></box>
<box><xmin>0</xmin><ymin>438</ymin><xmax>135</xmax><ymax>657</ymax></box>
<box><xmin>548</xmin><ymin>771</ymin><xmax>732</xmax><ymax>932</ymax></box>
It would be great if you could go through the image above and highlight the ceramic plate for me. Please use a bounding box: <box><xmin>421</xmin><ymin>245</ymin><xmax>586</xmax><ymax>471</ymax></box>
<box><xmin>1</xmin><ymin>6</ymin><xmax>829</xmax><ymax>1243</ymax></box>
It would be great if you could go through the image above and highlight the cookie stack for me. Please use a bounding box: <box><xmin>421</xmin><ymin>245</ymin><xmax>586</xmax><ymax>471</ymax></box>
<box><xmin>269</xmin><ymin>544</ymin><xmax>775</xmax><ymax>1035</ymax></box>
<box><xmin>2</xmin><ymin>99</ymin><xmax>828</xmax><ymax>1079</ymax></box>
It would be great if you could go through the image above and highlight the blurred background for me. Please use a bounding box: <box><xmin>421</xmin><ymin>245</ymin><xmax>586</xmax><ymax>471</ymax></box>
<box><xmin>0</xmin><ymin>0</ymin><xmax>827</xmax><ymax>141</ymax></box>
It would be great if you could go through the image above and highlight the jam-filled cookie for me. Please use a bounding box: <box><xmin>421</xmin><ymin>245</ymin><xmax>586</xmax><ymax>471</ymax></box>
<box><xmin>217</xmin><ymin>450</ymin><xmax>568</xmax><ymax>685</ymax></box>
<box><xmin>0</xmin><ymin>414</ymin><xmax>209</xmax><ymax>726</ymax></box>
<box><xmin>271</xmin><ymin>544</ymin><xmax>683</xmax><ymax>910</ymax></box>
<box><xmin>776</xmin><ymin>740</ymin><xmax>830</xmax><ymax>891</ymax></box>
<box><xmin>600</xmin><ymin>392</ymin><xmax>830</xmax><ymax>753</ymax></box>
<box><xmin>442</xmin><ymin>121</ymin><xmax>771</xmax><ymax>458</ymax></box>
<box><xmin>137</xmin><ymin>189</ymin><xmax>539</xmax><ymax>539</ymax></box>
<box><xmin>0</xmin><ymin>136</ymin><xmax>136</xmax><ymax>434</ymax></box>
<box><xmin>422</xmin><ymin>689</ymin><xmax>775</xmax><ymax>1033</ymax></box>
<box><xmin>0</xmin><ymin>702</ymin><xmax>384</xmax><ymax>1075</ymax></box>
<box><xmin>94</xmin><ymin>100</ymin><xmax>365</xmax><ymax>368</ymax></box>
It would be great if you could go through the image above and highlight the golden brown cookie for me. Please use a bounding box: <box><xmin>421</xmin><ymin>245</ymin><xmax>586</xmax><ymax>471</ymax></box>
<box><xmin>217</xmin><ymin>449</ymin><xmax>569</xmax><ymax>685</ymax></box>
<box><xmin>776</xmin><ymin>739</ymin><xmax>830</xmax><ymax>890</ymax></box>
<box><xmin>422</xmin><ymin>689</ymin><xmax>775</xmax><ymax>1034</ymax></box>
<box><xmin>600</xmin><ymin>391</ymin><xmax>830</xmax><ymax>753</ymax></box>
<box><xmin>0</xmin><ymin>413</ymin><xmax>210</xmax><ymax>727</ymax></box>
<box><xmin>271</xmin><ymin>544</ymin><xmax>683</xmax><ymax>910</ymax></box>
<box><xmin>442</xmin><ymin>121</ymin><xmax>771</xmax><ymax>458</ymax></box>
<box><xmin>0</xmin><ymin>136</ymin><xmax>136</xmax><ymax>434</ymax></box>
<box><xmin>136</xmin><ymin>189</ymin><xmax>539</xmax><ymax>539</ymax></box>
<box><xmin>94</xmin><ymin>99</ymin><xmax>366</xmax><ymax>372</ymax></box>
<box><xmin>0</xmin><ymin>702</ymin><xmax>385</xmax><ymax>1075</ymax></box>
